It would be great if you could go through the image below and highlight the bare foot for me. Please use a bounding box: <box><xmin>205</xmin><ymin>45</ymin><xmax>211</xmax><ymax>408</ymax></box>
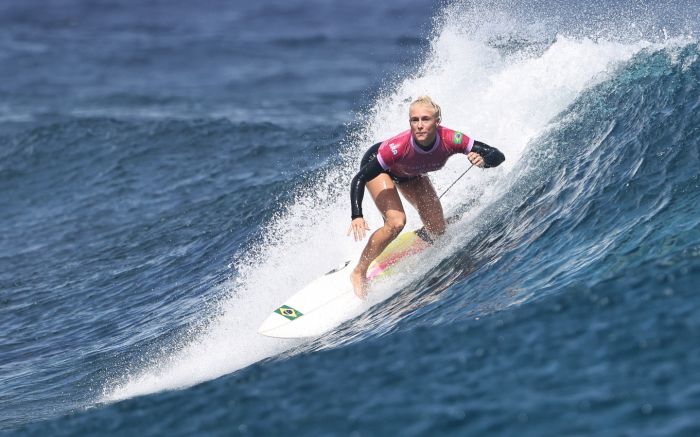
<box><xmin>350</xmin><ymin>268</ymin><xmax>367</xmax><ymax>299</ymax></box>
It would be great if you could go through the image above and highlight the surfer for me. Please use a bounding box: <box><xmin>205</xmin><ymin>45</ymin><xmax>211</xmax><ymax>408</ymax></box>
<box><xmin>347</xmin><ymin>96</ymin><xmax>505</xmax><ymax>298</ymax></box>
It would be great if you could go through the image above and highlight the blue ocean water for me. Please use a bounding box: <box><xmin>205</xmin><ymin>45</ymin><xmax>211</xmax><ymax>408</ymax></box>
<box><xmin>2</xmin><ymin>0</ymin><xmax>700</xmax><ymax>435</ymax></box>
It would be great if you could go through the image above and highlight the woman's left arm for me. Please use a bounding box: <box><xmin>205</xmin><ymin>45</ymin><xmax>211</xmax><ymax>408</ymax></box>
<box><xmin>470</xmin><ymin>140</ymin><xmax>505</xmax><ymax>168</ymax></box>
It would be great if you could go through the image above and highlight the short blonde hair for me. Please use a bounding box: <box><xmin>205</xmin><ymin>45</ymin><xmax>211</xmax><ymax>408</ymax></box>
<box><xmin>409</xmin><ymin>95</ymin><xmax>442</xmax><ymax>122</ymax></box>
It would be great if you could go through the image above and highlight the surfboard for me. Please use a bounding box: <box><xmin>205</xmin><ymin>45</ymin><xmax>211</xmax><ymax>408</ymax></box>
<box><xmin>257</xmin><ymin>227</ymin><xmax>432</xmax><ymax>339</ymax></box>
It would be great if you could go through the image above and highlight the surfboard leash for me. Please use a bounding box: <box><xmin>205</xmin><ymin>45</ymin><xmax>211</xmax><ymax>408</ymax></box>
<box><xmin>438</xmin><ymin>164</ymin><xmax>475</xmax><ymax>200</ymax></box>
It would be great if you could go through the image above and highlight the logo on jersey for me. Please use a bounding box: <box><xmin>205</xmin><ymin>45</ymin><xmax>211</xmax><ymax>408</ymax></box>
<box><xmin>389</xmin><ymin>143</ymin><xmax>399</xmax><ymax>156</ymax></box>
<box><xmin>454</xmin><ymin>132</ymin><xmax>463</xmax><ymax>144</ymax></box>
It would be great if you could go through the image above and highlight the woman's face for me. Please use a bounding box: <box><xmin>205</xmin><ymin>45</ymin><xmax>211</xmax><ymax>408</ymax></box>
<box><xmin>409</xmin><ymin>104</ymin><xmax>439</xmax><ymax>146</ymax></box>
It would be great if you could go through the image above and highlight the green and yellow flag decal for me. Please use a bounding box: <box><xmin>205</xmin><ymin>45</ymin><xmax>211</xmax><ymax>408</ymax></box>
<box><xmin>275</xmin><ymin>305</ymin><xmax>303</xmax><ymax>321</ymax></box>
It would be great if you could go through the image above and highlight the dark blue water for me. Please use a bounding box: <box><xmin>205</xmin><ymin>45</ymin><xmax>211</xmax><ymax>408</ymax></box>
<box><xmin>2</xmin><ymin>0</ymin><xmax>700</xmax><ymax>435</ymax></box>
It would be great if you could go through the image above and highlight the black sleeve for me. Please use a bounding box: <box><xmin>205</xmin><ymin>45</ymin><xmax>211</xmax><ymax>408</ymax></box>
<box><xmin>471</xmin><ymin>140</ymin><xmax>505</xmax><ymax>168</ymax></box>
<box><xmin>350</xmin><ymin>157</ymin><xmax>384</xmax><ymax>219</ymax></box>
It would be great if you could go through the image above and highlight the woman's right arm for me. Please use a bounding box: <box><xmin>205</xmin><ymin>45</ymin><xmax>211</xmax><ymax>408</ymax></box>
<box><xmin>350</xmin><ymin>157</ymin><xmax>384</xmax><ymax>219</ymax></box>
<box><xmin>348</xmin><ymin>157</ymin><xmax>384</xmax><ymax>240</ymax></box>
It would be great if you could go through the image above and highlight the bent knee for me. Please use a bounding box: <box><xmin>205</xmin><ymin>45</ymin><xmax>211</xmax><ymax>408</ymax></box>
<box><xmin>383</xmin><ymin>215</ymin><xmax>406</xmax><ymax>235</ymax></box>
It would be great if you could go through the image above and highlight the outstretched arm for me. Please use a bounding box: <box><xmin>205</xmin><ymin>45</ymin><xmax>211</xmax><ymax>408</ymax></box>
<box><xmin>350</xmin><ymin>157</ymin><xmax>384</xmax><ymax>219</ymax></box>
<box><xmin>347</xmin><ymin>157</ymin><xmax>384</xmax><ymax>241</ymax></box>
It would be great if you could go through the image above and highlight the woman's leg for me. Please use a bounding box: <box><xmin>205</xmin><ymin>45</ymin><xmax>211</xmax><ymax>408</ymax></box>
<box><xmin>350</xmin><ymin>173</ymin><xmax>406</xmax><ymax>298</ymax></box>
<box><xmin>397</xmin><ymin>176</ymin><xmax>446</xmax><ymax>237</ymax></box>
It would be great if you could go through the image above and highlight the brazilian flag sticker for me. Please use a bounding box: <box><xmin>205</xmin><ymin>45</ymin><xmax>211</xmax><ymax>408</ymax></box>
<box><xmin>454</xmin><ymin>132</ymin><xmax>463</xmax><ymax>144</ymax></box>
<box><xmin>275</xmin><ymin>305</ymin><xmax>303</xmax><ymax>321</ymax></box>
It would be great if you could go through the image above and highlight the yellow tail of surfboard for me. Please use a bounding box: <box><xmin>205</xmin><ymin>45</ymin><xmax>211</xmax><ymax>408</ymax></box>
<box><xmin>366</xmin><ymin>231</ymin><xmax>430</xmax><ymax>280</ymax></box>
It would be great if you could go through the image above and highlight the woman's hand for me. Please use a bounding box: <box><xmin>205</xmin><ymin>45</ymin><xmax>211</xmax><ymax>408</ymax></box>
<box><xmin>347</xmin><ymin>217</ymin><xmax>370</xmax><ymax>241</ymax></box>
<box><xmin>467</xmin><ymin>151</ymin><xmax>485</xmax><ymax>168</ymax></box>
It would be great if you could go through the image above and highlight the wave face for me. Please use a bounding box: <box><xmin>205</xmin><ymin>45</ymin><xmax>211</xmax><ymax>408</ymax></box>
<box><xmin>2</xmin><ymin>0</ymin><xmax>700</xmax><ymax>434</ymax></box>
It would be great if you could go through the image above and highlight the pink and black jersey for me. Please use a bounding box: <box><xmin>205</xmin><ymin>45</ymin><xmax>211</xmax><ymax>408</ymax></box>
<box><xmin>376</xmin><ymin>126</ymin><xmax>474</xmax><ymax>178</ymax></box>
<box><xmin>350</xmin><ymin>126</ymin><xmax>504</xmax><ymax>219</ymax></box>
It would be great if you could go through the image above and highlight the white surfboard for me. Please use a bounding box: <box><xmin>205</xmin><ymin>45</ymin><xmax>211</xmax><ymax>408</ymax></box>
<box><xmin>258</xmin><ymin>228</ymin><xmax>431</xmax><ymax>339</ymax></box>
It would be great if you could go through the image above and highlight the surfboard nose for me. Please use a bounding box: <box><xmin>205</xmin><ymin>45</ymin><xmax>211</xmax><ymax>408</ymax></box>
<box><xmin>257</xmin><ymin>311</ymin><xmax>290</xmax><ymax>335</ymax></box>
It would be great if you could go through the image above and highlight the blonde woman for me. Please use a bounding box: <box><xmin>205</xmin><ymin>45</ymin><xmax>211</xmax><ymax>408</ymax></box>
<box><xmin>348</xmin><ymin>96</ymin><xmax>505</xmax><ymax>297</ymax></box>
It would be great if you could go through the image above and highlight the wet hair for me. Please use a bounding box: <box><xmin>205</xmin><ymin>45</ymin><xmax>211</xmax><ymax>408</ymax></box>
<box><xmin>409</xmin><ymin>95</ymin><xmax>442</xmax><ymax>123</ymax></box>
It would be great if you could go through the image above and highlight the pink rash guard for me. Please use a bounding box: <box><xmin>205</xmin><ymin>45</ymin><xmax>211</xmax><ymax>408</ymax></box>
<box><xmin>376</xmin><ymin>126</ymin><xmax>475</xmax><ymax>178</ymax></box>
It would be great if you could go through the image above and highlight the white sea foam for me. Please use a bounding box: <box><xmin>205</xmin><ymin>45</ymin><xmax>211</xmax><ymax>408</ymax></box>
<box><xmin>103</xmin><ymin>4</ymin><xmax>656</xmax><ymax>402</ymax></box>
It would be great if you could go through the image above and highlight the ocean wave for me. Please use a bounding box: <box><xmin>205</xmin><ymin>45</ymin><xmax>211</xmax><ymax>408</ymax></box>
<box><xmin>373</xmin><ymin>42</ymin><xmax>700</xmax><ymax>333</ymax></box>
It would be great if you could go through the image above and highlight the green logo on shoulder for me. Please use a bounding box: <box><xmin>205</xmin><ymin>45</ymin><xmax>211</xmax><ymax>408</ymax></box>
<box><xmin>454</xmin><ymin>132</ymin><xmax>463</xmax><ymax>144</ymax></box>
<box><xmin>275</xmin><ymin>305</ymin><xmax>303</xmax><ymax>321</ymax></box>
